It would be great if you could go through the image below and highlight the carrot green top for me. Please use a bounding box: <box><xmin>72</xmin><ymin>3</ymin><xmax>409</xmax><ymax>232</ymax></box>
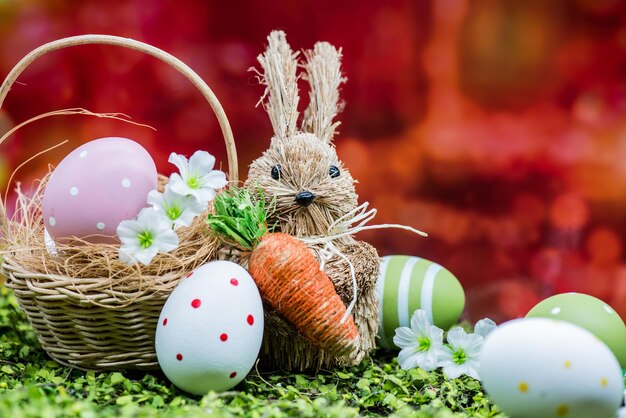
<box><xmin>206</xmin><ymin>187</ymin><xmax>272</xmax><ymax>251</ymax></box>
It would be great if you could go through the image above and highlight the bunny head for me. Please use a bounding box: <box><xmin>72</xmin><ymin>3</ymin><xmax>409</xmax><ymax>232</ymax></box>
<box><xmin>245</xmin><ymin>31</ymin><xmax>358</xmax><ymax>237</ymax></box>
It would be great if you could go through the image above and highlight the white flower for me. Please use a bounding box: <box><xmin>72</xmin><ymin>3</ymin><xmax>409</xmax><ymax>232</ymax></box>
<box><xmin>474</xmin><ymin>318</ymin><xmax>497</xmax><ymax>339</ymax></box>
<box><xmin>117</xmin><ymin>208</ymin><xmax>179</xmax><ymax>265</ymax></box>
<box><xmin>44</xmin><ymin>228</ymin><xmax>58</xmax><ymax>256</ymax></box>
<box><xmin>438</xmin><ymin>327</ymin><xmax>483</xmax><ymax>380</ymax></box>
<box><xmin>147</xmin><ymin>185</ymin><xmax>206</xmax><ymax>229</ymax></box>
<box><xmin>168</xmin><ymin>151</ymin><xmax>227</xmax><ymax>203</ymax></box>
<box><xmin>393</xmin><ymin>309</ymin><xmax>444</xmax><ymax>371</ymax></box>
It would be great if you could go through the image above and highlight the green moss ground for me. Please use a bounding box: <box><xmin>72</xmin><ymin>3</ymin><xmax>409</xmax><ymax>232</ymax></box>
<box><xmin>0</xmin><ymin>285</ymin><xmax>502</xmax><ymax>417</ymax></box>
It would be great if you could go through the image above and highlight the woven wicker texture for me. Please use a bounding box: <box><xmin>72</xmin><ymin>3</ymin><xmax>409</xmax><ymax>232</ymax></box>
<box><xmin>0</xmin><ymin>35</ymin><xmax>238</xmax><ymax>371</ymax></box>
<box><xmin>3</xmin><ymin>263</ymin><xmax>178</xmax><ymax>369</ymax></box>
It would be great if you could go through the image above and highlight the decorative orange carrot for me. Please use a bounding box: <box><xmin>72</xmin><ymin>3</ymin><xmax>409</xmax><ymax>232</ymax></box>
<box><xmin>207</xmin><ymin>188</ymin><xmax>358</xmax><ymax>355</ymax></box>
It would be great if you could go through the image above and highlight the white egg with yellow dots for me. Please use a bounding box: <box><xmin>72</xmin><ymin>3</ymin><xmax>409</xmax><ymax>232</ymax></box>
<box><xmin>480</xmin><ymin>318</ymin><xmax>623</xmax><ymax>418</ymax></box>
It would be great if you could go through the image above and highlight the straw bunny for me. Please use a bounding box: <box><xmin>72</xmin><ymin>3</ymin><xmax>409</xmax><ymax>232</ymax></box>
<box><xmin>244</xmin><ymin>31</ymin><xmax>381</xmax><ymax>370</ymax></box>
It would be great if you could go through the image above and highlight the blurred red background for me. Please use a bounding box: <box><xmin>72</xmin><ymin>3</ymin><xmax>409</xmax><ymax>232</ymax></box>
<box><xmin>2</xmin><ymin>0</ymin><xmax>626</xmax><ymax>323</ymax></box>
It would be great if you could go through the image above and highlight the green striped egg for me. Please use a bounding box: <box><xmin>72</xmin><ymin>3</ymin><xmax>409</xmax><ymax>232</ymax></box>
<box><xmin>376</xmin><ymin>255</ymin><xmax>465</xmax><ymax>349</ymax></box>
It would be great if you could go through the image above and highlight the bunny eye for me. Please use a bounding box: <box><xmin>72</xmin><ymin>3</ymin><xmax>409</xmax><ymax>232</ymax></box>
<box><xmin>329</xmin><ymin>165</ymin><xmax>340</xmax><ymax>178</ymax></box>
<box><xmin>271</xmin><ymin>164</ymin><xmax>282</xmax><ymax>180</ymax></box>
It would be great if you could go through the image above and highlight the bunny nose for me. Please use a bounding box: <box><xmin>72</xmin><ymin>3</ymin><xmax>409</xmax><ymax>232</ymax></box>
<box><xmin>295</xmin><ymin>191</ymin><xmax>316</xmax><ymax>207</ymax></box>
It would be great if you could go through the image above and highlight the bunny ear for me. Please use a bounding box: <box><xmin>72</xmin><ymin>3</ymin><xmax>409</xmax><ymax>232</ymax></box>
<box><xmin>254</xmin><ymin>30</ymin><xmax>300</xmax><ymax>140</ymax></box>
<box><xmin>301</xmin><ymin>41</ymin><xmax>347</xmax><ymax>144</ymax></box>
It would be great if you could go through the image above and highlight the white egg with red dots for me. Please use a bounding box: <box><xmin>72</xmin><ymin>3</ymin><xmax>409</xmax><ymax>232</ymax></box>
<box><xmin>42</xmin><ymin>137</ymin><xmax>157</xmax><ymax>244</ymax></box>
<box><xmin>155</xmin><ymin>261</ymin><xmax>264</xmax><ymax>395</ymax></box>
<box><xmin>480</xmin><ymin>318</ymin><xmax>623</xmax><ymax>418</ymax></box>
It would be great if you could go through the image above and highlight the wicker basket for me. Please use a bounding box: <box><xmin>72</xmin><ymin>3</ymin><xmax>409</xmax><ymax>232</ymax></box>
<box><xmin>0</xmin><ymin>35</ymin><xmax>238</xmax><ymax>371</ymax></box>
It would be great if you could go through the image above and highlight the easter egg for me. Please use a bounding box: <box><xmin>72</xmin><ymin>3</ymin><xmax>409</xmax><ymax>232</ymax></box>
<box><xmin>43</xmin><ymin>137</ymin><xmax>157</xmax><ymax>244</ymax></box>
<box><xmin>155</xmin><ymin>261</ymin><xmax>264</xmax><ymax>395</ymax></box>
<box><xmin>526</xmin><ymin>293</ymin><xmax>626</xmax><ymax>368</ymax></box>
<box><xmin>376</xmin><ymin>255</ymin><xmax>465</xmax><ymax>349</ymax></box>
<box><xmin>480</xmin><ymin>318</ymin><xmax>623</xmax><ymax>418</ymax></box>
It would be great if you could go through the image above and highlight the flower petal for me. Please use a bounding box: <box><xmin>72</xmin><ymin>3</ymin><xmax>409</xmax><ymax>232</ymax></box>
<box><xmin>446</xmin><ymin>327</ymin><xmax>470</xmax><ymax>348</ymax></box>
<box><xmin>463</xmin><ymin>334</ymin><xmax>485</xmax><ymax>357</ymax></box>
<box><xmin>418</xmin><ymin>350</ymin><xmax>439</xmax><ymax>371</ymax></box>
<box><xmin>475</xmin><ymin>318</ymin><xmax>497</xmax><ymax>339</ymax></box>
<box><xmin>167</xmin><ymin>173</ymin><xmax>192</xmax><ymax>197</ymax></box>
<box><xmin>147</xmin><ymin>189</ymin><xmax>165</xmax><ymax>209</ymax></box>
<box><xmin>398</xmin><ymin>348</ymin><xmax>419</xmax><ymax>370</ymax></box>
<box><xmin>393</xmin><ymin>327</ymin><xmax>419</xmax><ymax>348</ymax></box>
<box><xmin>163</xmin><ymin>185</ymin><xmax>184</xmax><ymax>204</ymax></box>
<box><xmin>428</xmin><ymin>325</ymin><xmax>445</xmax><ymax>346</ymax></box>
<box><xmin>168</xmin><ymin>153</ymin><xmax>190</xmax><ymax>178</ymax></box>
<box><xmin>154</xmin><ymin>229</ymin><xmax>180</xmax><ymax>253</ymax></box>
<box><xmin>188</xmin><ymin>151</ymin><xmax>216</xmax><ymax>175</ymax></box>
<box><xmin>133</xmin><ymin>248</ymin><xmax>160</xmax><ymax>265</ymax></box>
<box><xmin>189</xmin><ymin>187</ymin><xmax>216</xmax><ymax>204</ymax></box>
<box><xmin>410</xmin><ymin>309</ymin><xmax>432</xmax><ymax>333</ymax></box>
<box><xmin>137</xmin><ymin>207</ymin><xmax>167</xmax><ymax>225</ymax></box>
<box><xmin>175</xmin><ymin>205</ymin><xmax>202</xmax><ymax>228</ymax></box>
<box><xmin>119</xmin><ymin>240</ymin><xmax>143</xmax><ymax>253</ymax></box>
<box><xmin>117</xmin><ymin>220</ymin><xmax>143</xmax><ymax>244</ymax></box>
<box><xmin>442</xmin><ymin>364</ymin><xmax>464</xmax><ymax>380</ymax></box>
<box><xmin>465</xmin><ymin>359</ymin><xmax>481</xmax><ymax>380</ymax></box>
<box><xmin>119</xmin><ymin>249</ymin><xmax>134</xmax><ymax>264</ymax></box>
<box><xmin>200</xmin><ymin>170</ymin><xmax>228</xmax><ymax>189</ymax></box>
<box><xmin>119</xmin><ymin>240</ymin><xmax>149</xmax><ymax>264</ymax></box>
<box><xmin>467</xmin><ymin>369</ymin><xmax>481</xmax><ymax>381</ymax></box>
<box><xmin>437</xmin><ymin>345</ymin><xmax>454</xmax><ymax>364</ymax></box>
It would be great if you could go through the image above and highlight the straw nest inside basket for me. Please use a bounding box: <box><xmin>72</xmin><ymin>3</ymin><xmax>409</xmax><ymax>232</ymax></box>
<box><xmin>2</xmin><ymin>170</ymin><xmax>220</xmax><ymax>306</ymax></box>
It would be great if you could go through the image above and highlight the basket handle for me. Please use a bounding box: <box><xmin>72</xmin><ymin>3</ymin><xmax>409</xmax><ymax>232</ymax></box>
<box><xmin>0</xmin><ymin>34</ymin><xmax>239</xmax><ymax>232</ymax></box>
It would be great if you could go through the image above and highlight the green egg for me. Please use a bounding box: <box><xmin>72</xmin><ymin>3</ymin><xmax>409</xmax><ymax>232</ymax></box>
<box><xmin>526</xmin><ymin>293</ymin><xmax>626</xmax><ymax>368</ymax></box>
<box><xmin>376</xmin><ymin>255</ymin><xmax>465</xmax><ymax>349</ymax></box>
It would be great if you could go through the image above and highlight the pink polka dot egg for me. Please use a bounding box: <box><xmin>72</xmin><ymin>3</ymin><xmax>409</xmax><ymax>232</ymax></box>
<box><xmin>42</xmin><ymin>137</ymin><xmax>157</xmax><ymax>244</ymax></box>
<box><xmin>155</xmin><ymin>261</ymin><xmax>264</xmax><ymax>395</ymax></box>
